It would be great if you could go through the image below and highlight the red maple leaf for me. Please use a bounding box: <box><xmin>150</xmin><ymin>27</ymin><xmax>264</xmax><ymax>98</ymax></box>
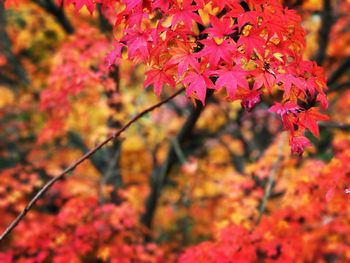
<box><xmin>167</xmin><ymin>41</ymin><xmax>200</xmax><ymax>76</ymax></box>
<box><xmin>237</xmin><ymin>28</ymin><xmax>265</xmax><ymax>58</ymax></box>
<box><xmin>316</xmin><ymin>93</ymin><xmax>328</xmax><ymax>109</ymax></box>
<box><xmin>233</xmin><ymin>10</ymin><xmax>260</xmax><ymax>28</ymax></box>
<box><xmin>204</xmin><ymin>15</ymin><xmax>235</xmax><ymax>39</ymax></box>
<box><xmin>144</xmin><ymin>67</ymin><xmax>176</xmax><ymax>96</ymax></box>
<box><xmin>299</xmin><ymin>108</ymin><xmax>328</xmax><ymax>138</ymax></box>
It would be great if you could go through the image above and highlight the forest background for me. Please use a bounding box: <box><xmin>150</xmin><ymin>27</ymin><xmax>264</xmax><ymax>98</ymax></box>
<box><xmin>0</xmin><ymin>0</ymin><xmax>350</xmax><ymax>262</ymax></box>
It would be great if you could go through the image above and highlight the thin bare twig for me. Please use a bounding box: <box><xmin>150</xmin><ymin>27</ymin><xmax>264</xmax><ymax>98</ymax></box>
<box><xmin>99</xmin><ymin>145</ymin><xmax>122</xmax><ymax>204</ymax></box>
<box><xmin>319</xmin><ymin>121</ymin><xmax>350</xmax><ymax>131</ymax></box>
<box><xmin>255</xmin><ymin>132</ymin><xmax>287</xmax><ymax>225</ymax></box>
<box><xmin>0</xmin><ymin>88</ymin><xmax>185</xmax><ymax>242</ymax></box>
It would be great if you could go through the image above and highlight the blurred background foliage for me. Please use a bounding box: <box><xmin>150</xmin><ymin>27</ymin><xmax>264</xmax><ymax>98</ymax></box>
<box><xmin>0</xmin><ymin>0</ymin><xmax>350</xmax><ymax>262</ymax></box>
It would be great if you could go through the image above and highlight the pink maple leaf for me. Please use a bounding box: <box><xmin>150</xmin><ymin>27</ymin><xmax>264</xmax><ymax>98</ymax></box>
<box><xmin>152</xmin><ymin>0</ymin><xmax>172</xmax><ymax>12</ymax></box>
<box><xmin>213</xmin><ymin>66</ymin><xmax>249</xmax><ymax>99</ymax></box>
<box><xmin>276</xmin><ymin>73</ymin><xmax>306</xmax><ymax>97</ymax></box>
<box><xmin>122</xmin><ymin>0</ymin><xmax>142</xmax><ymax>11</ymax></box>
<box><xmin>290</xmin><ymin>136</ymin><xmax>312</xmax><ymax>155</ymax></box>
<box><xmin>105</xmin><ymin>42</ymin><xmax>124</xmax><ymax>67</ymax></box>
<box><xmin>269</xmin><ymin>102</ymin><xmax>301</xmax><ymax>117</ymax></box>
<box><xmin>167</xmin><ymin>41</ymin><xmax>200</xmax><ymax>76</ymax></box>
<box><xmin>123</xmin><ymin>28</ymin><xmax>151</xmax><ymax>61</ymax></box>
<box><xmin>240</xmin><ymin>90</ymin><xmax>262</xmax><ymax>111</ymax></box>
<box><xmin>253</xmin><ymin>71</ymin><xmax>276</xmax><ymax>93</ymax></box>
<box><xmin>269</xmin><ymin>102</ymin><xmax>301</xmax><ymax>132</ymax></box>
<box><xmin>197</xmin><ymin>39</ymin><xmax>235</xmax><ymax>67</ymax></box>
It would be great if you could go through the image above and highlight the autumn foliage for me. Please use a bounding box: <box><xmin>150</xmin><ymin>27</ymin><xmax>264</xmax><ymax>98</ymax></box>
<box><xmin>0</xmin><ymin>0</ymin><xmax>350</xmax><ymax>262</ymax></box>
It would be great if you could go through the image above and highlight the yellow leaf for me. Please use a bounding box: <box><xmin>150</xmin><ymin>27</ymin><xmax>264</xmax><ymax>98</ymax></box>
<box><xmin>198</xmin><ymin>3</ymin><xmax>218</xmax><ymax>26</ymax></box>
<box><xmin>0</xmin><ymin>86</ymin><xmax>14</xmax><ymax>107</ymax></box>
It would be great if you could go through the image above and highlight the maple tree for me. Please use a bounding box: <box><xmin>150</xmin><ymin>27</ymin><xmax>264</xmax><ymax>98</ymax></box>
<box><xmin>0</xmin><ymin>0</ymin><xmax>350</xmax><ymax>262</ymax></box>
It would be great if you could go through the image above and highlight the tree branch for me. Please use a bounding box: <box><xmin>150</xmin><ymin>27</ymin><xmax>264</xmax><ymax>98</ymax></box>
<box><xmin>0</xmin><ymin>2</ymin><xmax>29</xmax><ymax>88</ymax></box>
<box><xmin>328</xmin><ymin>81</ymin><xmax>350</xmax><ymax>93</ymax></box>
<box><xmin>328</xmin><ymin>56</ymin><xmax>350</xmax><ymax>85</ymax></box>
<box><xmin>319</xmin><ymin>121</ymin><xmax>350</xmax><ymax>131</ymax></box>
<box><xmin>170</xmin><ymin>138</ymin><xmax>187</xmax><ymax>165</ymax></box>
<box><xmin>97</xmin><ymin>3</ymin><xmax>113</xmax><ymax>34</ymax></box>
<box><xmin>0</xmin><ymin>88</ymin><xmax>185</xmax><ymax>242</ymax></box>
<box><xmin>141</xmin><ymin>96</ymin><xmax>207</xmax><ymax>233</ymax></box>
<box><xmin>32</xmin><ymin>0</ymin><xmax>75</xmax><ymax>34</ymax></box>
<box><xmin>313</xmin><ymin>0</ymin><xmax>334</xmax><ymax>66</ymax></box>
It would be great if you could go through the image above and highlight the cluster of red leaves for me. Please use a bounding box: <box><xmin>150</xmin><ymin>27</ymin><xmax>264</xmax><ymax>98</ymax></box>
<box><xmin>3</xmin><ymin>0</ymin><xmax>329</xmax><ymax>152</ymax></box>
<box><xmin>49</xmin><ymin>0</ymin><xmax>328</xmax><ymax>154</ymax></box>
<box><xmin>0</xmin><ymin>195</ymin><xmax>164</xmax><ymax>262</ymax></box>
<box><xmin>3</xmin><ymin>129</ymin><xmax>350</xmax><ymax>262</ymax></box>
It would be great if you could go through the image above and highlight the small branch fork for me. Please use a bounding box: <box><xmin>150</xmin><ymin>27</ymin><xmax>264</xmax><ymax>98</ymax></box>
<box><xmin>0</xmin><ymin>88</ymin><xmax>185</xmax><ymax>242</ymax></box>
